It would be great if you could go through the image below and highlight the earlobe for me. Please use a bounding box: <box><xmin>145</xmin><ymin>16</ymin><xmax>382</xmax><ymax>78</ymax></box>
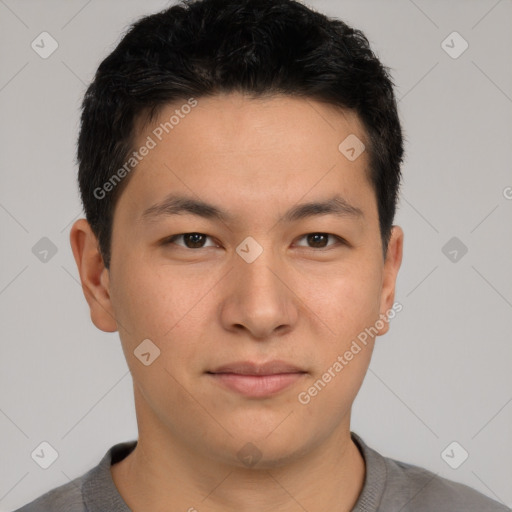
<box><xmin>69</xmin><ymin>219</ymin><xmax>118</xmax><ymax>333</ymax></box>
<box><xmin>377</xmin><ymin>225</ymin><xmax>404</xmax><ymax>336</ymax></box>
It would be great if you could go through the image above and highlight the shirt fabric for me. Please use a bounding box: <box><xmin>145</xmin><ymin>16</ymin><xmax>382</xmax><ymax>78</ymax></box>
<box><xmin>14</xmin><ymin>432</ymin><xmax>510</xmax><ymax>512</ymax></box>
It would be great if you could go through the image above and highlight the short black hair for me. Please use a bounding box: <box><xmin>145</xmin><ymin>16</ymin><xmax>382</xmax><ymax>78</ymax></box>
<box><xmin>77</xmin><ymin>0</ymin><xmax>404</xmax><ymax>268</ymax></box>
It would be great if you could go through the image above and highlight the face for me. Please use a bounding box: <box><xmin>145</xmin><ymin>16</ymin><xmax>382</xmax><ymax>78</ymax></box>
<box><xmin>72</xmin><ymin>93</ymin><xmax>402</xmax><ymax>468</ymax></box>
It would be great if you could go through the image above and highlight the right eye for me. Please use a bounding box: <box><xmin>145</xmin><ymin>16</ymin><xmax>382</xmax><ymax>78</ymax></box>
<box><xmin>163</xmin><ymin>232</ymin><xmax>219</xmax><ymax>249</ymax></box>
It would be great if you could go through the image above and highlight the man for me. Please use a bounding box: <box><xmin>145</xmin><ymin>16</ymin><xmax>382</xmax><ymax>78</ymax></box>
<box><xmin>16</xmin><ymin>0</ymin><xmax>509</xmax><ymax>510</ymax></box>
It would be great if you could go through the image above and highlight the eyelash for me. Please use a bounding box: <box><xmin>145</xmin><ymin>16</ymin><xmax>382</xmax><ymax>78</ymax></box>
<box><xmin>163</xmin><ymin>232</ymin><xmax>346</xmax><ymax>250</ymax></box>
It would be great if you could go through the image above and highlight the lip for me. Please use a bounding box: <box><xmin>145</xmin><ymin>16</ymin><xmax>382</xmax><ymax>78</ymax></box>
<box><xmin>207</xmin><ymin>361</ymin><xmax>307</xmax><ymax>398</ymax></box>
<box><xmin>210</xmin><ymin>361</ymin><xmax>305</xmax><ymax>375</ymax></box>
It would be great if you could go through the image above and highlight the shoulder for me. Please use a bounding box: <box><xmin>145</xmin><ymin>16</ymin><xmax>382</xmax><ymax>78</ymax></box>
<box><xmin>12</xmin><ymin>440</ymin><xmax>136</xmax><ymax>512</ymax></box>
<box><xmin>381</xmin><ymin>450</ymin><xmax>510</xmax><ymax>511</ymax></box>
<box><xmin>11</xmin><ymin>476</ymin><xmax>85</xmax><ymax>512</ymax></box>
<box><xmin>351</xmin><ymin>432</ymin><xmax>510</xmax><ymax>512</ymax></box>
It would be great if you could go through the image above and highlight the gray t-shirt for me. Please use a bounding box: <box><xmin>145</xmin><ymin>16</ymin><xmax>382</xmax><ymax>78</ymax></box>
<box><xmin>14</xmin><ymin>432</ymin><xmax>510</xmax><ymax>511</ymax></box>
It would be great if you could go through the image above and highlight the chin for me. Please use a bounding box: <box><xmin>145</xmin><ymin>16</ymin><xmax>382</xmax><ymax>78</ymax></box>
<box><xmin>216</xmin><ymin>421</ymin><xmax>317</xmax><ymax>470</ymax></box>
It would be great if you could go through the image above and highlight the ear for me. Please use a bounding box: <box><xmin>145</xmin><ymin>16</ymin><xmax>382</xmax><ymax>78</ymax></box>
<box><xmin>69</xmin><ymin>219</ymin><xmax>118</xmax><ymax>332</ymax></box>
<box><xmin>377</xmin><ymin>225</ymin><xmax>403</xmax><ymax>336</ymax></box>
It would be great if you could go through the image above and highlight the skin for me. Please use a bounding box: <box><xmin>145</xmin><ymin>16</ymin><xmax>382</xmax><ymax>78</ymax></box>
<box><xmin>70</xmin><ymin>93</ymin><xmax>403</xmax><ymax>512</ymax></box>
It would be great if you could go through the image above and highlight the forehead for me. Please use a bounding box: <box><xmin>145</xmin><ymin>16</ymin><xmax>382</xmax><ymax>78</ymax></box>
<box><xmin>140</xmin><ymin>92</ymin><xmax>367</xmax><ymax>153</ymax></box>
<box><xmin>116</xmin><ymin>93</ymin><xmax>375</xmax><ymax>225</ymax></box>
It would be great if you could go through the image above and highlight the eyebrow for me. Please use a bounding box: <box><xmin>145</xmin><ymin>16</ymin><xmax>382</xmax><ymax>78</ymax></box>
<box><xmin>140</xmin><ymin>193</ymin><xmax>363</xmax><ymax>224</ymax></box>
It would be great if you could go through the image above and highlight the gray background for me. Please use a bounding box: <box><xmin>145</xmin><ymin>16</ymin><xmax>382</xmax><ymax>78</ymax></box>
<box><xmin>1</xmin><ymin>0</ymin><xmax>511</xmax><ymax>510</ymax></box>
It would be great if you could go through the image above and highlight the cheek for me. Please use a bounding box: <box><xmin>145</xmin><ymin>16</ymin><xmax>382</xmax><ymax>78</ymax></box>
<box><xmin>113</xmin><ymin>268</ymin><xmax>172</xmax><ymax>339</ymax></box>
<box><xmin>110</xmin><ymin>256</ymin><xmax>216</xmax><ymax>365</ymax></box>
<box><xmin>305</xmin><ymin>258</ymin><xmax>383</xmax><ymax>343</ymax></box>
<box><xmin>296</xmin><ymin>273</ymin><xmax>379</xmax><ymax>425</ymax></box>
<box><xmin>297</xmin><ymin>348</ymin><xmax>371</xmax><ymax>435</ymax></box>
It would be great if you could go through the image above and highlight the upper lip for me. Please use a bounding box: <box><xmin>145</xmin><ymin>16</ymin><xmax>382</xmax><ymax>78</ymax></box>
<box><xmin>208</xmin><ymin>361</ymin><xmax>306</xmax><ymax>376</ymax></box>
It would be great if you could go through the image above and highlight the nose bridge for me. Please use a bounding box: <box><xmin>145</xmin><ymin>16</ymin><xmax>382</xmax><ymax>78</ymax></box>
<box><xmin>235</xmin><ymin>234</ymin><xmax>283</xmax><ymax>301</ymax></box>
<box><xmin>222</xmin><ymin>234</ymin><xmax>295</xmax><ymax>337</ymax></box>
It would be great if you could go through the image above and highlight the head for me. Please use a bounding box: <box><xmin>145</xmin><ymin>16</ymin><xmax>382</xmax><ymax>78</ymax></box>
<box><xmin>71</xmin><ymin>0</ymin><xmax>404</xmax><ymax>468</ymax></box>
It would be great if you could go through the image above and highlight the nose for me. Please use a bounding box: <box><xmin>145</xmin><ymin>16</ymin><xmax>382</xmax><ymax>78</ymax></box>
<box><xmin>219</xmin><ymin>241</ymin><xmax>298</xmax><ymax>340</ymax></box>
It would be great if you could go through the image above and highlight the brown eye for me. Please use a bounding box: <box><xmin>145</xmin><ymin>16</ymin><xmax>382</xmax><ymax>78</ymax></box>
<box><xmin>295</xmin><ymin>233</ymin><xmax>344</xmax><ymax>249</ymax></box>
<box><xmin>165</xmin><ymin>233</ymin><xmax>216</xmax><ymax>249</ymax></box>
<box><xmin>307</xmin><ymin>233</ymin><xmax>329</xmax><ymax>248</ymax></box>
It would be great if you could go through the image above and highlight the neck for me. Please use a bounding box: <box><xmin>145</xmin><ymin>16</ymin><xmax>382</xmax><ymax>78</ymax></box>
<box><xmin>111</xmin><ymin>390</ymin><xmax>365</xmax><ymax>512</ymax></box>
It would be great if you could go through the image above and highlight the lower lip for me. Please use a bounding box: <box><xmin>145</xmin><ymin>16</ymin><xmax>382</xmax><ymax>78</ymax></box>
<box><xmin>209</xmin><ymin>372</ymin><xmax>305</xmax><ymax>398</ymax></box>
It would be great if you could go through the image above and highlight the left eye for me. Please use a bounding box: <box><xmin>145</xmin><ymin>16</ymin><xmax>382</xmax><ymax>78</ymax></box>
<box><xmin>164</xmin><ymin>232</ymin><xmax>343</xmax><ymax>250</ymax></box>
<box><xmin>295</xmin><ymin>233</ymin><xmax>343</xmax><ymax>249</ymax></box>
